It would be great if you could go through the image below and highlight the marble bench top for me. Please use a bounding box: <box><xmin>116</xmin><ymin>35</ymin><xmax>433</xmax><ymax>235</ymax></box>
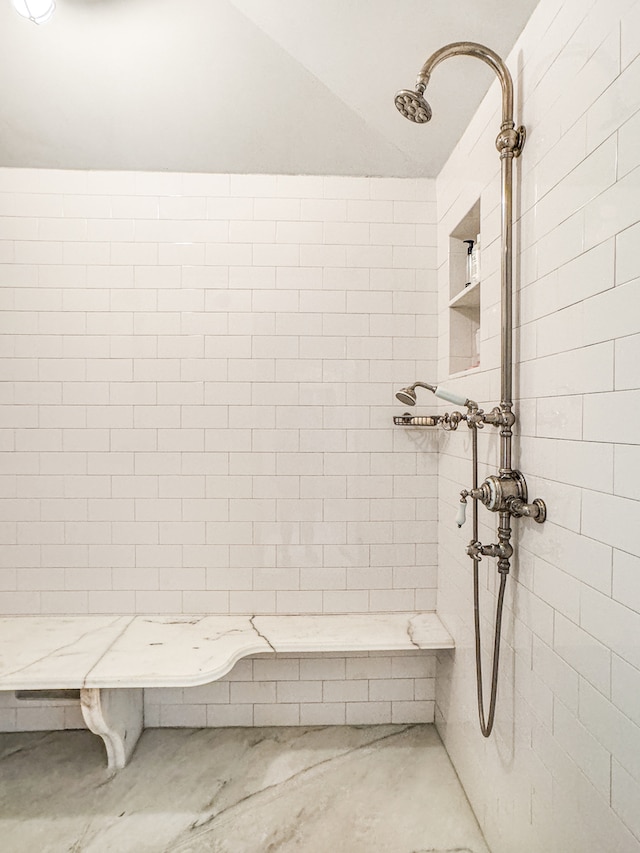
<box><xmin>0</xmin><ymin>612</ymin><xmax>454</xmax><ymax>691</ymax></box>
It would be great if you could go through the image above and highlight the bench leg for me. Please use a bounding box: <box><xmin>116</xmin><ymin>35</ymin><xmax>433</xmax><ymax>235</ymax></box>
<box><xmin>80</xmin><ymin>687</ymin><xmax>144</xmax><ymax>771</ymax></box>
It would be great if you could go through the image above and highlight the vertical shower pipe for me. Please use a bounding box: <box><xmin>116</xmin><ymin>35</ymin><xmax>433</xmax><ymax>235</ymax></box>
<box><xmin>415</xmin><ymin>44</ymin><xmax>525</xmax><ymax>573</ymax></box>
<box><xmin>395</xmin><ymin>43</ymin><xmax>546</xmax><ymax>736</ymax></box>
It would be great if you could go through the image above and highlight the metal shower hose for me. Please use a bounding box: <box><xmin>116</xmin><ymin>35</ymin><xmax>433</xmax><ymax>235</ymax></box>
<box><xmin>470</xmin><ymin>422</ymin><xmax>507</xmax><ymax>737</ymax></box>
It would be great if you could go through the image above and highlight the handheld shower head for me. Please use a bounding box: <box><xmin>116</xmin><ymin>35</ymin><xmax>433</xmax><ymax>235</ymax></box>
<box><xmin>395</xmin><ymin>381</ymin><xmax>437</xmax><ymax>406</ymax></box>
<box><xmin>394</xmin><ymin>88</ymin><xmax>432</xmax><ymax>123</ymax></box>
<box><xmin>395</xmin><ymin>381</ymin><xmax>476</xmax><ymax>410</ymax></box>
<box><xmin>395</xmin><ymin>387</ymin><xmax>418</xmax><ymax>406</ymax></box>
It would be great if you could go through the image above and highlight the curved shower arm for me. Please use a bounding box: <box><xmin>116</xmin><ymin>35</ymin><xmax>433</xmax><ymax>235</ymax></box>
<box><xmin>416</xmin><ymin>41</ymin><xmax>514</xmax><ymax>128</ymax></box>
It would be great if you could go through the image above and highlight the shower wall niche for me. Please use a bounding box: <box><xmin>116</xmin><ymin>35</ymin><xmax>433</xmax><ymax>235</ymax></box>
<box><xmin>448</xmin><ymin>199</ymin><xmax>480</xmax><ymax>375</ymax></box>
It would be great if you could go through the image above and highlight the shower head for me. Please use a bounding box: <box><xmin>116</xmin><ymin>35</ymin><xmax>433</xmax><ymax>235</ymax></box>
<box><xmin>395</xmin><ymin>387</ymin><xmax>418</xmax><ymax>406</ymax></box>
<box><xmin>395</xmin><ymin>42</ymin><xmax>519</xmax><ymax>137</ymax></box>
<box><xmin>394</xmin><ymin>88</ymin><xmax>432</xmax><ymax>123</ymax></box>
<box><xmin>395</xmin><ymin>381</ymin><xmax>437</xmax><ymax>406</ymax></box>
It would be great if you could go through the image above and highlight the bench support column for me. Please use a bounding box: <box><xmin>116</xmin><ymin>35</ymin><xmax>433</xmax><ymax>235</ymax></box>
<box><xmin>80</xmin><ymin>687</ymin><xmax>143</xmax><ymax>771</ymax></box>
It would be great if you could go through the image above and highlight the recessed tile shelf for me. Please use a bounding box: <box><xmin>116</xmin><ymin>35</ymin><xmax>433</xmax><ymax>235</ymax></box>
<box><xmin>448</xmin><ymin>279</ymin><xmax>480</xmax><ymax>310</ymax></box>
<box><xmin>449</xmin><ymin>199</ymin><xmax>481</xmax><ymax>374</ymax></box>
<box><xmin>0</xmin><ymin>612</ymin><xmax>454</xmax><ymax>770</ymax></box>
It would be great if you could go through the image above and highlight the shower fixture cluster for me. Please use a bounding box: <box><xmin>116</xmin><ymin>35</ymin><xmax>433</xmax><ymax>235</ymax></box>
<box><xmin>395</xmin><ymin>383</ymin><xmax>546</xmax><ymax>559</ymax></box>
<box><xmin>394</xmin><ymin>42</ymin><xmax>545</xmax><ymax>738</ymax></box>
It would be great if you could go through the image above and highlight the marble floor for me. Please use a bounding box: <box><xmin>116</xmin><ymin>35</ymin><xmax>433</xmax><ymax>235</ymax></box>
<box><xmin>0</xmin><ymin>724</ymin><xmax>490</xmax><ymax>853</ymax></box>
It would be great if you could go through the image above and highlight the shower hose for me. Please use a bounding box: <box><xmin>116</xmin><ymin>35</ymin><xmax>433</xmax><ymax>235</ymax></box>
<box><xmin>470</xmin><ymin>422</ymin><xmax>507</xmax><ymax>738</ymax></box>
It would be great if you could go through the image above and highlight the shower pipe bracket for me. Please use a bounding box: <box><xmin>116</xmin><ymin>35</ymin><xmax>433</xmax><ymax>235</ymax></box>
<box><xmin>496</xmin><ymin>124</ymin><xmax>526</xmax><ymax>158</ymax></box>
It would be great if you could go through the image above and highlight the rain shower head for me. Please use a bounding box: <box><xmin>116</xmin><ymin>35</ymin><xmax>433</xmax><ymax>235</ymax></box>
<box><xmin>394</xmin><ymin>88</ymin><xmax>432</xmax><ymax>123</ymax></box>
<box><xmin>395</xmin><ymin>381</ymin><xmax>437</xmax><ymax>406</ymax></box>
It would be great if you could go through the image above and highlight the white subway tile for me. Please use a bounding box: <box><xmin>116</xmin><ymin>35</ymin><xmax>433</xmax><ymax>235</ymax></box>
<box><xmin>300</xmin><ymin>199</ymin><xmax>347</xmax><ymax>221</ymax></box>
<box><xmin>88</xmin><ymin>590</ymin><xmax>135</xmax><ymax>613</ymax></box>
<box><xmin>346</xmin><ymin>200</ymin><xmax>392</xmax><ymax>223</ymax></box>
<box><xmin>392</xmin><ymin>700</ymin><xmax>434</xmax><ymax>723</ymax></box>
<box><xmin>612</xmin><ymin>760</ymin><xmax>640</xmax><ymax>843</ymax></box>
<box><xmin>612</xmin><ymin>549</ymin><xmax>640</xmax><ymax>614</ymax></box>
<box><xmin>614</xmin><ymin>444</ymin><xmax>640</xmax><ymax>501</ymax></box>
<box><xmin>276</xmin><ymin>591</ymin><xmax>322</xmax><ymax>613</ymax></box>
<box><xmin>554</xmin><ymin>612</ymin><xmax>611</xmax><ymax>695</ymax></box>
<box><xmin>584</xmin><ymin>279</ymin><xmax>639</xmax><ymax>346</ymax></box>
<box><xmin>612</xmin><ymin>655</ymin><xmax>640</xmax><ymax>728</ymax></box>
<box><xmin>532</xmin><ymin>636</ymin><xmax>579</xmax><ymax>712</ymax></box>
<box><xmin>253</xmin><ymin>244</ymin><xmax>299</xmax><ymax>267</ymax></box>
<box><xmin>323</xmin><ymin>222</ymin><xmax>369</xmax><ymax>246</ymax></box>
<box><xmin>344</xmin><ymin>565</ymin><xmax>390</xmax><ymax>591</ymax></box>
<box><xmin>582</xmin><ymin>490</ymin><xmax>639</xmax><ymax>556</ymax></box>
<box><xmin>254</xmin><ymin>198</ymin><xmax>300</xmax><ymax>221</ymax></box>
<box><xmin>553</xmin><ymin>698</ymin><xmax>611</xmax><ymax>797</ymax></box>
<box><xmin>615</xmin><ymin>221</ymin><xmax>640</xmax><ymax>286</ymax></box>
<box><xmin>112</xmin><ymin>567</ymin><xmax>158</xmax><ymax>591</ymax></box>
<box><xmin>183</xmin><ymin>590</ymin><xmax>229</xmax><ymax>612</ymax></box>
<box><xmin>346</xmin><ymin>701</ymin><xmax>391</xmax><ymax>725</ymax></box>
<box><xmin>322</xmin><ymin>590</ymin><xmax>368</xmax><ymax>613</ymax></box>
<box><xmin>579</xmin><ymin>680</ymin><xmax>640</xmax><ymax>786</ymax></box>
<box><xmin>587</xmin><ymin>52</ymin><xmax>640</xmax><ymax>153</ymax></box>
<box><xmin>159</xmin><ymin>704</ymin><xmax>206</xmax><ymax>727</ymax></box>
<box><xmin>204</xmin><ymin>704</ymin><xmax>251</xmax><ymax>726</ymax></box>
<box><xmin>393</xmin><ymin>200</ymin><xmax>436</xmax><ymax>223</ymax></box>
<box><xmin>15</xmin><ymin>705</ymin><xmax>66</xmax><ymax>731</ymax></box>
<box><xmin>345</xmin><ymin>657</ymin><xmax>391</xmax><ymax>680</ymax></box>
<box><xmin>322</xmin><ymin>679</ymin><xmax>368</xmax><ymax>703</ymax></box>
<box><xmin>369</xmin><ymin>679</ymin><xmax>414</xmax><ymax>702</ymax></box>
<box><xmin>581</xmin><ymin>586</ymin><xmax>640</xmax><ymax>671</ymax></box>
<box><xmin>275</xmin><ymin>221</ymin><xmax>322</xmax><ymax>245</ymax></box>
<box><xmin>370</xmin><ymin>179</ymin><xmax>419</xmax><ymax>202</ymax></box>
<box><xmin>299</xmin><ymin>703</ymin><xmax>346</xmax><ymax>725</ymax></box>
<box><xmin>556</xmin><ymin>438</ymin><xmax>613</xmax><ymax>492</ymax></box>
<box><xmin>135</xmin><ymin>590</ymin><xmax>182</xmax><ymax>613</ymax></box>
<box><xmin>299</xmin><ymin>244</ymin><xmax>346</xmax><ymax>267</ymax></box>
<box><xmin>585</xmin><ymin>164</ymin><xmax>640</xmax><ymax>249</ymax></box>
<box><xmin>614</xmin><ymin>334</ymin><xmax>640</xmax><ymax>391</ymax></box>
<box><xmin>253</xmin><ymin>704</ymin><xmax>300</xmax><ymax>726</ymax></box>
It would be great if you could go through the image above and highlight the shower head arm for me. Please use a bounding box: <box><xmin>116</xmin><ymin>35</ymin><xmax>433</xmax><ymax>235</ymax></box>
<box><xmin>411</xmin><ymin>381</ymin><xmax>437</xmax><ymax>394</ymax></box>
<box><xmin>416</xmin><ymin>41</ymin><xmax>514</xmax><ymax>129</ymax></box>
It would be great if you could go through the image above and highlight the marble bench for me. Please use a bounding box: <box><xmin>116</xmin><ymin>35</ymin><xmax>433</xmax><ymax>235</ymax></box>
<box><xmin>0</xmin><ymin>612</ymin><xmax>454</xmax><ymax>771</ymax></box>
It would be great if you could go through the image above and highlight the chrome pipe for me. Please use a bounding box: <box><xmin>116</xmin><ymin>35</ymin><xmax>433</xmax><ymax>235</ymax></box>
<box><xmin>415</xmin><ymin>42</ymin><xmax>514</xmax><ymax>129</ymax></box>
<box><xmin>501</xmin><ymin>153</ymin><xmax>513</xmax><ymax>422</ymax></box>
<box><xmin>395</xmin><ymin>42</ymin><xmax>542</xmax><ymax>740</ymax></box>
<box><xmin>396</xmin><ymin>41</ymin><xmax>524</xmax><ymax>430</ymax></box>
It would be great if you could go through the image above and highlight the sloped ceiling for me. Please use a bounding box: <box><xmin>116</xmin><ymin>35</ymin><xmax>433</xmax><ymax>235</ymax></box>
<box><xmin>0</xmin><ymin>0</ymin><xmax>540</xmax><ymax>177</ymax></box>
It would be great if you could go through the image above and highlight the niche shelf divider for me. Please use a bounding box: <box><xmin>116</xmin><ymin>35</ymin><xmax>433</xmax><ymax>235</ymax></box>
<box><xmin>448</xmin><ymin>199</ymin><xmax>481</xmax><ymax>375</ymax></box>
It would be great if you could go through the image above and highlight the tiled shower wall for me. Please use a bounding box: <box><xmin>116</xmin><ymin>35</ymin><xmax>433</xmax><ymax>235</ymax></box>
<box><xmin>0</xmin><ymin>171</ymin><xmax>439</xmax><ymax>728</ymax></box>
<box><xmin>434</xmin><ymin>0</ymin><xmax>640</xmax><ymax>851</ymax></box>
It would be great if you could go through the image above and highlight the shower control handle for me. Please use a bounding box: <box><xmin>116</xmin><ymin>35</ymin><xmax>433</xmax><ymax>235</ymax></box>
<box><xmin>508</xmin><ymin>497</ymin><xmax>547</xmax><ymax>523</ymax></box>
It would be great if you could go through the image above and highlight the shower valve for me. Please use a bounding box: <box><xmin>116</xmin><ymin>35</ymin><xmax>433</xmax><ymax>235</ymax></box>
<box><xmin>466</xmin><ymin>539</ymin><xmax>513</xmax><ymax>563</ymax></box>
<box><xmin>481</xmin><ymin>406</ymin><xmax>516</xmax><ymax>429</ymax></box>
<box><xmin>460</xmin><ymin>471</ymin><xmax>546</xmax><ymax>523</ymax></box>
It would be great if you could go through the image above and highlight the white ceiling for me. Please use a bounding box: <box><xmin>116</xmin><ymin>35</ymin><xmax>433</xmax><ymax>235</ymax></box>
<box><xmin>0</xmin><ymin>0</ymin><xmax>540</xmax><ymax>177</ymax></box>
